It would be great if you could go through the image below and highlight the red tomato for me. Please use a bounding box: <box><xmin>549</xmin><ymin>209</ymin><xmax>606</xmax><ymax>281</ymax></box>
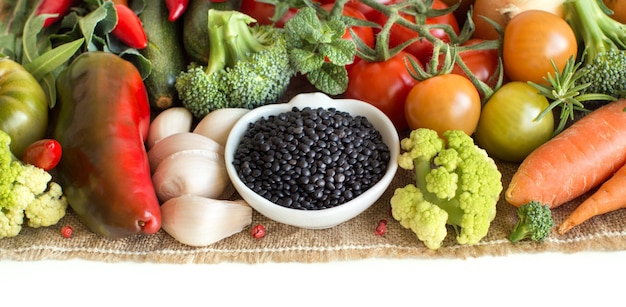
<box><xmin>345</xmin><ymin>52</ymin><xmax>421</xmax><ymax>132</ymax></box>
<box><xmin>374</xmin><ymin>0</ymin><xmax>459</xmax><ymax>64</ymax></box>
<box><xmin>22</xmin><ymin>138</ymin><xmax>63</xmax><ymax>171</ymax></box>
<box><xmin>404</xmin><ymin>74</ymin><xmax>481</xmax><ymax>137</ymax></box>
<box><xmin>345</xmin><ymin>0</ymin><xmax>394</xmax><ymax>21</ymax></box>
<box><xmin>439</xmin><ymin>38</ymin><xmax>500</xmax><ymax>88</ymax></box>
<box><xmin>321</xmin><ymin>3</ymin><xmax>375</xmax><ymax>69</ymax></box>
<box><xmin>238</xmin><ymin>0</ymin><xmax>299</xmax><ymax>27</ymax></box>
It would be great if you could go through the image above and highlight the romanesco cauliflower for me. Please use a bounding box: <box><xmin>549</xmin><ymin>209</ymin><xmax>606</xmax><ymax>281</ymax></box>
<box><xmin>390</xmin><ymin>128</ymin><xmax>503</xmax><ymax>250</ymax></box>
<box><xmin>0</xmin><ymin>130</ymin><xmax>68</xmax><ymax>238</ymax></box>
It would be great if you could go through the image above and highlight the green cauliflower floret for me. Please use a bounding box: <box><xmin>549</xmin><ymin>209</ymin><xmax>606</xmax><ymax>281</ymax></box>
<box><xmin>390</xmin><ymin>128</ymin><xmax>503</xmax><ymax>250</ymax></box>
<box><xmin>175</xmin><ymin>9</ymin><xmax>294</xmax><ymax>118</ymax></box>
<box><xmin>0</xmin><ymin>130</ymin><xmax>68</xmax><ymax>238</ymax></box>
<box><xmin>508</xmin><ymin>201</ymin><xmax>554</xmax><ymax>243</ymax></box>
<box><xmin>391</xmin><ymin>184</ymin><xmax>448</xmax><ymax>250</ymax></box>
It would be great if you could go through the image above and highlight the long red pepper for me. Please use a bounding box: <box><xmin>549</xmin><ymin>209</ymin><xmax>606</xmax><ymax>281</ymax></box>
<box><xmin>111</xmin><ymin>4</ymin><xmax>148</xmax><ymax>49</ymax></box>
<box><xmin>165</xmin><ymin>0</ymin><xmax>189</xmax><ymax>22</ymax></box>
<box><xmin>35</xmin><ymin>0</ymin><xmax>78</xmax><ymax>27</ymax></box>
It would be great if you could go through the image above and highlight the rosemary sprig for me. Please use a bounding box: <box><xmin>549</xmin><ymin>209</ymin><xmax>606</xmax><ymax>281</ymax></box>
<box><xmin>528</xmin><ymin>56</ymin><xmax>617</xmax><ymax>137</ymax></box>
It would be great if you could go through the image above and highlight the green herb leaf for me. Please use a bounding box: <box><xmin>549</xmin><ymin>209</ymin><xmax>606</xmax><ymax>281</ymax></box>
<box><xmin>78</xmin><ymin>0</ymin><xmax>116</xmax><ymax>50</ymax></box>
<box><xmin>24</xmin><ymin>38</ymin><xmax>84</xmax><ymax>80</ymax></box>
<box><xmin>320</xmin><ymin>39</ymin><xmax>355</xmax><ymax>66</ymax></box>
<box><xmin>289</xmin><ymin>48</ymin><xmax>324</xmax><ymax>74</ymax></box>
<box><xmin>21</xmin><ymin>11</ymin><xmax>49</xmax><ymax>65</ymax></box>
<box><xmin>307</xmin><ymin>63</ymin><xmax>348</xmax><ymax>95</ymax></box>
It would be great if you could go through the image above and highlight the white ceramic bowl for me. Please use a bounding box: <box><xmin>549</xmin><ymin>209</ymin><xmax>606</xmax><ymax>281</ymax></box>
<box><xmin>224</xmin><ymin>92</ymin><xmax>400</xmax><ymax>229</ymax></box>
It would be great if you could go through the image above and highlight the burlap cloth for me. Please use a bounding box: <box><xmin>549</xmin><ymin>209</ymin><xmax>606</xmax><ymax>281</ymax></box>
<box><xmin>2</xmin><ymin>78</ymin><xmax>626</xmax><ymax>264</ymax></box>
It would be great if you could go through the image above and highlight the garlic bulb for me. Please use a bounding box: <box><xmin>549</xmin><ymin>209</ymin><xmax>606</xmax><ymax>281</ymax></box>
<box><xmin>147</xmin><ymin>107</ymin><xmax>194</xmax><ymax>149</ymax></box>
<box><xmin>193</xmin><ymin>108</ymin><xmax>250</xmax><ymax>147</ymax></box>
<box><xmin>147</xmin><ymin>132</ymin><xmax>224</xmax><ymax>172</ymax></box>
<box><xmin>161</xmin><ymin>195</ymin><xmax>252</xmax><ymax>246</ymax></box>
<box><xmin>152</xmin><ymin>149</ymin><xmax>229</xmax><ymax>202</ymax></box>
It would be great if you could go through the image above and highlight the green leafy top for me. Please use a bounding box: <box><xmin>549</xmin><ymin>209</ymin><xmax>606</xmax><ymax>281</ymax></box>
<box><xmin>284</xmin><ymin>2</ymin><xmax>357</xmax><ymax>95</ymax></box>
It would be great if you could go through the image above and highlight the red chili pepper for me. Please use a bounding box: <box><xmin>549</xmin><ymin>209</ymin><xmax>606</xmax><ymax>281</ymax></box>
<box><xmin>111</xmin><ymin>4</ymin><xmax>148</xmax><ymax>49</ymax></box>
<box><xmin>22</xmin><ymin>138</ymin><xmax>63</xmax><ymax>171</ymax></box>
<box><xmin>375</xmin><ymin>219</ymin><xmax>387</xmax><ymax>236</ymax></box>
<box><xmin>61</xmin><ymin>225</ymin><xmax>73</xmax><ymax>238</ymax></box>
<box><xmin>165</xmin><ymin>0</ymin><xmax>189</xmax><ymax>22</ymax></box>
<box><xmin>251</xmin><ymin>224</ymin><xmax>266</xmax><ymax>239</ymax></box>
<box><xmin>35</xmin><ymin>0</ymin><xmax>78</xmax><ymax>28</ymax></box>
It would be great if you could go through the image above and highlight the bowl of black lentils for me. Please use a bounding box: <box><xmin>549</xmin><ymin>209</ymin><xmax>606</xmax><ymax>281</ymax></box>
<box><xmin>224</xmin><ymin>92</ymin><xmax>400</xmax><ymax>229</ymax></box>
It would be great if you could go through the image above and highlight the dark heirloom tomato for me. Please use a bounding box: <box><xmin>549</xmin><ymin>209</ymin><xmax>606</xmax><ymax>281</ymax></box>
<box><xmin>0</xmin><ymin>58</ymin><xmax>49</xmax><ymax>158</ymax></box>
<box><xmin>345</xmin><ymin>51</ymin><xmax>420</xmax><ymax>132</ymax></box>
<box><xmin>474</xmin><ymin>82</ymin><xmax>555</xmax><ymax>162</ymax></box>
<box><xmin>374</xmin><ymin>0</ymin><xmax>459</xmax><ymax>64</ymax></box>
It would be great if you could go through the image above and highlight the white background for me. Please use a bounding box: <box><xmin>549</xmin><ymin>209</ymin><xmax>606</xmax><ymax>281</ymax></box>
<box><xmin>2</xmin><ymin>251</ymin><xmax>624</xmax><ymax>306</ymax></box>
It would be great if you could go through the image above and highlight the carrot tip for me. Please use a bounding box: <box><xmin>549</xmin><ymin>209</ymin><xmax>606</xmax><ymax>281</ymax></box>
<box><xmin>557</xmin><ymin>222</ymin><xmax>572</xmax><ymax>235</ymax></box>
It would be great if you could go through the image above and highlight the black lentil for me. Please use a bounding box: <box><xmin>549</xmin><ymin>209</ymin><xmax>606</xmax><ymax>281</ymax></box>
<box><xmin>232</xmin><ymin>106</ymin><xmax>390</xmax><ymax>210</ymax></box>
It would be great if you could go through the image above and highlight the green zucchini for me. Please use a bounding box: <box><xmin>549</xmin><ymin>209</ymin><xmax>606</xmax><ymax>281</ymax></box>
<box><xmin>138</xmin><ymin>0</ymin><xmax>186</xmax><ymax>110</ymax></box>
<box><xmin>182</xmin><ymin>0</ymin><xmax>241</xmax><ymax>64</ymax></box>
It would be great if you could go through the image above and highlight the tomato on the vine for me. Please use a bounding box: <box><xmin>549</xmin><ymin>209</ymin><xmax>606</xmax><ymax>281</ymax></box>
<box><xmin>442</xmin><ymin>38</ymin><xmax>500</xmax><ymax>88</ymax></box>
<box><xmin>404</xmin><ymin>73</ymin><xmax>481</xmax><ymax>137</ymax></box>
<box><xmin>345</xmin><ymin>51</ymin><xmax>421</xmax><ymax>132</ymax></box>
<box><xmin>238</xmin><ymin>0</ymin><xmax>299</xmax><ymax>27</ymax></box>
<box><xmin>374</xmin><ymin>0</ymin><xmax>459</xmax><ymax>64</ymax></box>
<box><xmin>345</xmin><ymin>0</ymin><xmax>394</xmax><ymax>21</ymax></box>
<box><xmin>502</xmin><ymin>10</ymin><xmax>577</xmax><ymax>85</ymax></box>
<box><xmin>473</xmin><ymin>81</ymin><xmax>554</xmax><ymax>163</ymax></box>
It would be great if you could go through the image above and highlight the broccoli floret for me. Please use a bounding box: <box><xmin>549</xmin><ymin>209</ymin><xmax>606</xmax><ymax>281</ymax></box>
<box><xmin>567</xmin><ymin>0</ymin><xmax>626</xmax><ymax>98</ymax></box>
<box><xmin>509</xmin><ymin>201</ymin><xmax>554</xmax><ymax>243</ymax></box>
<box><xmin>390</xmin><ymin>128</ymin><xmax>503</xmax><ymax>250</ymax></box>
<box><xmin>0</xmin><ymin>130</ymin><xmax>68</xmax><ymax>238</ymax></box>
<box><xmin>175</xmin><ymin>9</ymin><xmax>294</xmax><ymax>118</ymax></box>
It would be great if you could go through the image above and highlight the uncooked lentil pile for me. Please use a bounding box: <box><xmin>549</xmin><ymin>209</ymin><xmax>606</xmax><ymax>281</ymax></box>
<box><xmin>232</xmin><ymin>106</ymin><xmax>391</xmax><ymax>210</ymax></box>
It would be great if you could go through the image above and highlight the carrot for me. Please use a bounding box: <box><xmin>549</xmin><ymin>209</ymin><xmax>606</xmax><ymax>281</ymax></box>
<box><xmin>505</xmin><ymin>100</ymin><xmax>626</xmax><ymax>209</ymax></box>
<box><xmin>557</xmin><ymin>161</ymin><xmax>626</xmax><ymax>234</ymax></box>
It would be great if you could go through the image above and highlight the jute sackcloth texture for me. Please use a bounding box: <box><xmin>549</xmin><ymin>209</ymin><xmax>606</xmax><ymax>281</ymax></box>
<box><xmin>1</xmin><ymin>78</ymin><xmax>626</xmax><ymax>264</ymax></box>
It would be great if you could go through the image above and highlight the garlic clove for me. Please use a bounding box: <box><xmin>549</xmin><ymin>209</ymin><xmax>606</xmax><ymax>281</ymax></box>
<box><xmin>193</xmin><ymin>108</ymin><xmax>250</xmax><ymax>148</ymax></box>
<box><xmin>147</xmin><ymin>107</ymin><xmax>194</xmax><ymax>149</ymax></box>
<box><xmin>147</xmin><ymin>132</ymin><xmax>224</xmax><ymax>172</ymax></box>
<box><xmin>152</xmin><ymin>148</ymin><xmax>230</xmax><ymax>202</ymax></box>
<box><xmin>161</xmin><ymin>195</ymin><xmax>253</xmax><ymax>247</ymax></box>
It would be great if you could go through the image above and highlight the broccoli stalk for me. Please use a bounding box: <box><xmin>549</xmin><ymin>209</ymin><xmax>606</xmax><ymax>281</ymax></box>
<box><xmin>390</xmin><ymin>128</ymin><xmax>503</xmax><ymax>250</ymax></box>
<box><xmin>509</xmin><ymin>201</ymin><xmax>554</xmax><ymax>243</ymax></box>
<box><xmin>567</xmin><ymin>0</ymin><xmax>626</xmax><ymax>98</ymax></box>
<box><xmin>175</xmin><ymin>9</ymin><xmax>293</xmax><ymax>118</ymax></box>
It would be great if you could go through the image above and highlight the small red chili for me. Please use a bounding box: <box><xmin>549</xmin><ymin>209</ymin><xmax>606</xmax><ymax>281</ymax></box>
<box><xmin>111</xmin><ymin>4</ymin><xmax>148</xmax><ymax>49</ymax></box>
<box><xmin>251</xmin><ymin>224</ymin><xmax>266</xmax><ymax>239</ymax></box>
<box><xmin>61</xmin><ymin>225</ymin><xmax>73</xmax><ymax>238</ymax></box>
<box><xmin>165</xmin><ymin>0</ymin><xmax>189</xmax><ymax>22</ymax></box>
<box><xmin>22</xmin><ymin>138</ymin><xmax>63</xmax><ymax>171</ymax></box>
<box><xmin>375</xmin><ymin>219</ymin><xmax>387</xmax><ymax>236</ymax></box>
<box><xmin>35</xmin><ymin>0</ymin><xmax>78</xmax><ymax>28</ymax></box>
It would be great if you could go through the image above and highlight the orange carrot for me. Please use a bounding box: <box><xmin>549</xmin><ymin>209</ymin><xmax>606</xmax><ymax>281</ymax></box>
<box><xmin>506</xmin><ymin>100</ymin><xmax>626</xmax><ymax>209</ymax></box>
<box><xmin>558</xmin><ymin>161</ymin><xmax>626</xmax><ymax>234</ymax></box>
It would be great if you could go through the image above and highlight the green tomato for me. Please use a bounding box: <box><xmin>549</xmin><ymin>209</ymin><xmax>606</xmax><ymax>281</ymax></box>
<box><xmin>0</xmin><ymin>58</ymin><xmax>49</xmax><ymax>158</ymax></box>
<box><xmin>474</xmin><ymin>81</ymin><xmax>554</xmax><ymax>162</ymax></box>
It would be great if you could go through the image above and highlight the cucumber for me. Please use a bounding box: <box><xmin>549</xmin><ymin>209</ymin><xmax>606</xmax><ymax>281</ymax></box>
<box><xmin>182</xmin><ymin>0</ymin><xmax>241</xmax><ymax>64</ymax></box>
<box><xmin>138</xmin><ymin>0</ymin><xmax>186</xmax><ymax>110</ymax></box>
